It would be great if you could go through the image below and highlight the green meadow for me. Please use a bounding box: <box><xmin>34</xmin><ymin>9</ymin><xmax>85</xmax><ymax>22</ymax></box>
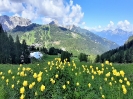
<box><xmin>0</xmin><ymin>55</ymin><xmax>133</xmax><ymax>99</ymax></box>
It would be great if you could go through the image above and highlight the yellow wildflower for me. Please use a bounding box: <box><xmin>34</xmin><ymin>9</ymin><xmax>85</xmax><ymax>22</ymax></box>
<box><xmin>106</xmin><ymin>72</ymin><xmax>110</xmax><ymax>77</ymax></box>
<box><xmin>12</xmin><ymin>76</ymin><xmax>15</xmax><ymax>80</ymax></box>
<box><xmin>124</xmin><ymin>77</ymin><xmax>127</xmax><ymax>81</ymax></box>
<box><xmin>6</xmin><ymin>79</ymin><xmax>9</xmax><ymax>83</ymax></box>
<box><xmin>119</xmin><ymin>79</ymin><xmax>123</xmax><ymax>83</ymax></box>
<box><xmin>99</xmin><ymin>86</ymin><xmax>102</xmax><ymax>90</ymax></box>
<box><xmin>20</xmin><ymin>71</ymin><xmax>25</xmax><ymax>76</ymax></box>
<box><xmin>20</xmin><ymin>87</ymin><xmax>25</xmax><ymax>94</ymax></box>
<box><xmin>32</xmin><ymin>82</ymin><xmax>35</xmax><ymax>86</ymax></box>
<box><xmin>111</xmin><ymin>77</ymin><xmax>114</xmax><ymax>81</ymax></box>
<box><xmin>23</xmin><ymin>80</ymin><xmax>28</xmax><ymax>86</ymax></box>
<box><xmin>76</xmin><ymin>82</ymin><xmax>79</xmax><ymax>86</ymax></box>
<box><xmin>67</xmin><ymin>81</ymin><xmax>70</xmax><ymax>84</ymax></box>
<box><xmin>35</xmin><ymin>92</ymin><xmax>38</xmax><ymax>96</ymax></box>
<box><xmin>123</xmin><ymin>87</ymin><xmax>127</xmax><ymax>94</ymax></box>
<box><xmin>20</xmin><ymin>64</ymin><xmax>22</xmax><ymax>66</ymax></box>
<box><xmin>88</xmin><ymin>83</ymin><xmax>91</xmax><ymax>88</ymax></box>
<box><xmin>11</xmin><ymin>84</ymin><xmax>14</xmax><ymax>89</ymax></box>
<box><xmin>37</xmin><ymin>77</ymin><xmax>42</xmax><ymax>82</ymax></box>
<box><xmin>126</xmin><ymin>81</ymin><xmax>130</xmax><ymax>86</ymax></box>
<box><xmin>120</xmin><ymin>70</ymin><xmax>125</xmax><ymax>77</ymax></box>
<box><xmin>48</xmin><ymin>61</ymin><xmax>50</xmax><ymax>65</ymax></box>
<box><xmin>40</xmin><ymin>85</ymin><xmax>45</xmax><ymax>91</ymax></box>
<box><xmin>29</xmin><ymin>84</ymin><xmax>33</xmax><ymax>89</ymax></box>
<box><xmin>55</xmin><ymin>74</ymin><xmax>58</xmax><ymax>78</ymax></box>
<box><xmin>105</xmin><ymin>60</ymin><xmax>109</xmax><ymax>65</ymax></box>
<box><xmin>92</xmin><ymin>75</ymin><xmax>94</xmax><ymax>80</ymax></box>
<box><xmin>0</xmin><ymin>72</ymin><xmax>3</xmax><ymax>75</ymax></box>
<box><xmin>20</xmin><ymin>94</ymin><xmax>25</xmax><ymax>99</ymax></box>
<box><xmin>104</xmin><ymin>78</ymin><xmax>107</xmax><ymax>81</ymax></box>
<box><xmin>109</xmin><ymin>82</ymin><xmax>112</xmax><ymax>86</ymax></box>
<box><xmin>122</xmin><ymin>85</ymin><xmax>125</xmax><ymax>89</ymax></box>
<box><xmin>62</xmin><ymin>85</ymin><xmax>66</xmax><ymax>89</ymax></box>
<box><xmin>8</xmin><ymin>69</ymin><xmax>12</xmax><ymax>74</ymax></box>
<box><xmin>102</xmin><ymin>95</ymin><xmax>105</xmax><ymax>98</ymax></box>
<box><xmin>1</xmin><ymin>76</ymin><xmax>5</xmax><ymax>80</ymax></box>
<box><xmin>110</xmin><ymin>62</ymin><xmax>112</xmax><ymax>66</ymax></box>
<box><xmin>101</xmin><ymin>63</ymin><xmax>104</xmax><ymax>67</ymax></box>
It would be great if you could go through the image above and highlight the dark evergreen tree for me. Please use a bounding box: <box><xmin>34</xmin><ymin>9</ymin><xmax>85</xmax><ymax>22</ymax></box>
<box><xmin>61</xmin><ymin>51</ymin><xmax>71</xmax><ymax>62</ymax></box>
<box><xmin>0</xmin><ymin>24</ymin><xmax>30</xmax><ymax>64</ymax></box>
<box><xmin>79</xmin><ymin>53</ymin><xmax>88</xmax><ymax>62</ymax></box>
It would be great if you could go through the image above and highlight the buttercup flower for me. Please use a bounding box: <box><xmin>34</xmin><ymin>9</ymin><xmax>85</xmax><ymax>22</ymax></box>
<box><xmin>23</xmin><ymin>80</ymin><xmax>28</xmax><ymax>86</ymax></box>
<box><xmin>20</xmin><ymin>87</ymin><xmax>25</xmax><ymax>94</ymax></box>
<box><xmin>62</xmin><ymin>85</ymin><xmax>66</xmax><ymax>89</ymax></box>
<box><xmin>40</xmin><ymin>85</ymin><xmax>45</xmax><ymax>91</ymax></box>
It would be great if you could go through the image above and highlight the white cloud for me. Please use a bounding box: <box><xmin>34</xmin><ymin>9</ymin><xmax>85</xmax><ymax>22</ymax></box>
<box><xmin>0</xmin><ymin>0</ymin><xmax>24</xmax><ymax>13</ymax></box>
<box><xmin>82</xmin><ymin>22</ymin><xmax>85</xmax><ymax>25</ymax></box>
<box><xmin>84</xmin><ymin>26</ymin><xmax>89</xmax><ymax>30</ymax></box>
<box><xmin>86</xmin><ymin>20</ymin><xmax>133</xmax><ymax>32</ymax></box>
<box><xmin>0</xmin><ymin>0</ymin><xmax>84</xmax><ymax>26</ymax></box>
<box><xmin>117</xmin><ymin>20</ymin><xmax>131</xmax><ymax>31</ymax></box>
<box><xmin>21</xmin><ymin>4</ymin><xmax>37</xmax><ymax>20</ymax></box>
<box><xmin>42</xmin><ymin>18</ymin><xmax>53</xmax><ymax>24</ymax></box>
<box><xmin>13</xmin><ymin>13</ymin><xmax>20</xmax><ymax>17</ymax></box>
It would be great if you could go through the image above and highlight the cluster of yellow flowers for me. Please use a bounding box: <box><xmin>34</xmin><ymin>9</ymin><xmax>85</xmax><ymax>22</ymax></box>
<box><xmin>0</xmin><ymin>59</ymin><xmax>131</xmax><ymax>99</ymax></box>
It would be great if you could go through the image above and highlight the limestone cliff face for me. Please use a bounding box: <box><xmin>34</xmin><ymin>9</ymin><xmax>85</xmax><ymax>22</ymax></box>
<box><xmin>0</xmin><ymin>15</ymin><xmax>31</xmax><ymax>30</ymax></box>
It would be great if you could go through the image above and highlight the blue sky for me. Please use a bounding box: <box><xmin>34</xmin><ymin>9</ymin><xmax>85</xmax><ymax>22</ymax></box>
<box><xmin>0</xmin><ymin>0</ymin><xmax>133</xmax><ymax>31</ymax></box>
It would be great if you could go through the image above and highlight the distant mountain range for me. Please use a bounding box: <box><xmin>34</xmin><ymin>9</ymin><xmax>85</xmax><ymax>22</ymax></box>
<box><xmin>0</xmin><ymin>15</ymin><xmax>119</xmax><ymax>56</ymax></box>
<box><xmin>0</xmin><ymin>15</ymin><xmax>31</xmax><ymax>30</ymax></box>
<box><xmin>94</xmin><ymin>29</ymin><xmax>133</xmax><ymax>45</ymax></box>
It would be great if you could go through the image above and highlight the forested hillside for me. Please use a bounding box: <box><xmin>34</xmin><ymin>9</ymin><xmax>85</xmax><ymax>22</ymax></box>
<box><xmin>95</xmin><ymin>39</ymin><xmax>133</xmax><ymax>63</ymax></box>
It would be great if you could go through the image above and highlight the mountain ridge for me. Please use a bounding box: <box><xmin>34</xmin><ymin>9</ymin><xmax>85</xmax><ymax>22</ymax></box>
<box><xmin>94</xmin><ymin>29</ymin><xmax>133</xmax><ymax>45</ymax></box>
<box><xmin>0</xmin><ymin>15</ymin><xmax>31</xmax><ymax>30</ymax></box>
<box><xmin>9</xmin><ymin>23</ymin><xmax>119</xmax><ymax>56</ymax></box>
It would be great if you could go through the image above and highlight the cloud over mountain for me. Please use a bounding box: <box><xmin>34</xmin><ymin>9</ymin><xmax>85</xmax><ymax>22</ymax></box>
<box><xmin>84</xmin><ymin>20</ymin><xmax>133</xmax><ymax>32</ymax></box>
<box><xmin>0</xmin><ymin>0</ymin><xmax>84</xmax><ymax>26</ymax></box>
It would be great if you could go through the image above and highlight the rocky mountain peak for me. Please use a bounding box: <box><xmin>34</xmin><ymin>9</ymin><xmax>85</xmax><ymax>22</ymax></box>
<box><xmin>49</xmin><ymin>20</ymin><xmax>58</xmax><ymax>25</ymax></box>
<box><xmin>65</xmin><ymin>24</ymin><xmax>77</xmax><ymax>30</ymax></box>
<box><xmin>0</xmin><ymin>15</ymin><xmax>31</xmax><ymax>30</ymax></box>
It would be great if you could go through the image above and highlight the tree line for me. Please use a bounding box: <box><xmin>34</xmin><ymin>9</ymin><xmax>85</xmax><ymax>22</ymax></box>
<box><xmin>95</xmin><ymin>39</ymin><xmax>133</xmax><ymax>63</ymax></box>
<box><xmin>0</xmin><ymin>24</ymin><xmax>30</xmax><ymax>64</ymax></box>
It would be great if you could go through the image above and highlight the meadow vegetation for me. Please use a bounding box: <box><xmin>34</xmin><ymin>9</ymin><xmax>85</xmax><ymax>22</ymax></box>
<box><xmin>0</xmin><ymin>55</ymin><xmax>133</xmax><ymax>99</ymax></box>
